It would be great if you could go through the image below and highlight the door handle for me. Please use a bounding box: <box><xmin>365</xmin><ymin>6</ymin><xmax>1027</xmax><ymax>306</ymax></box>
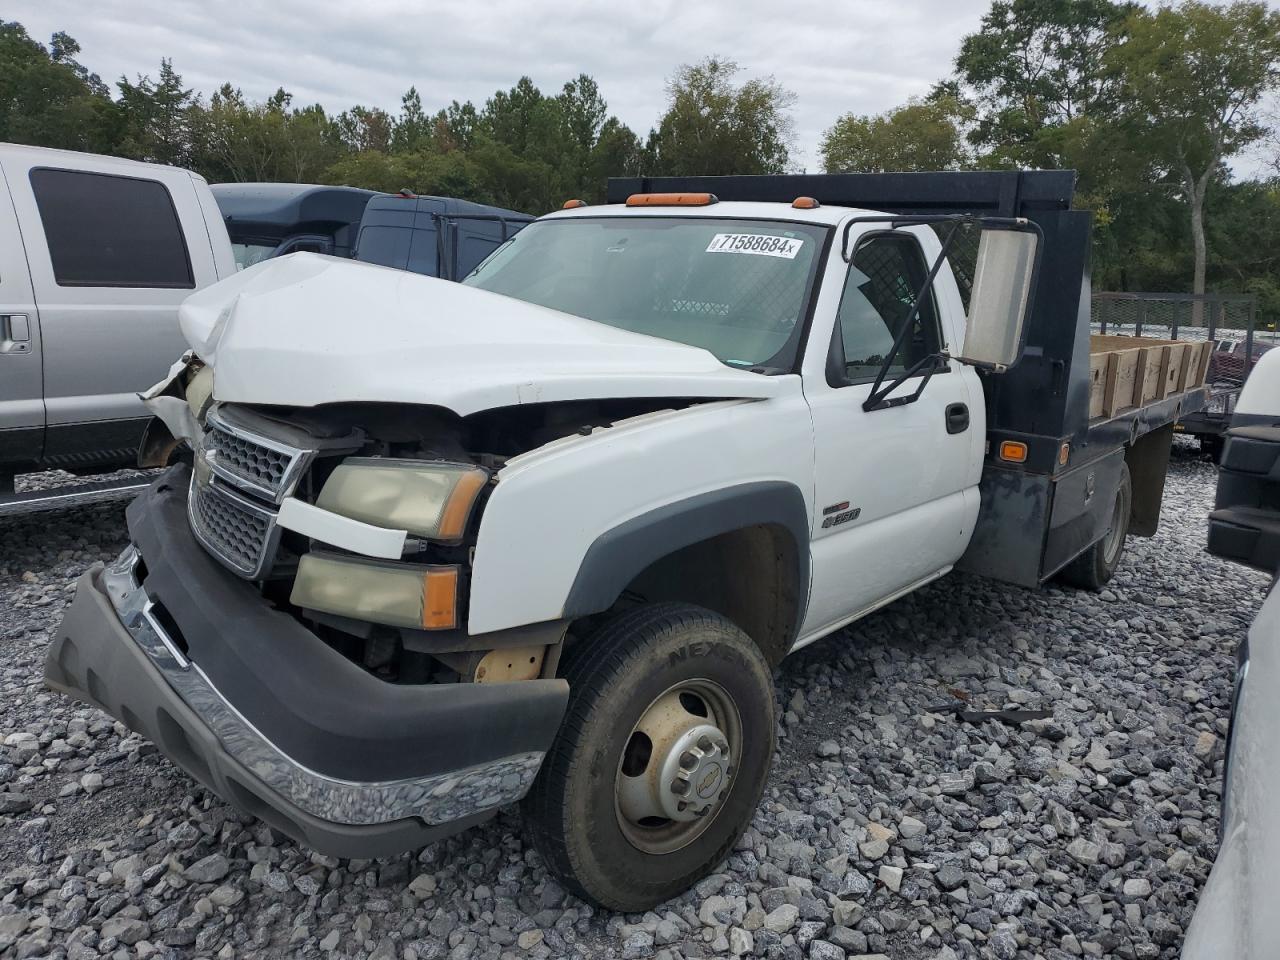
<box><xmin>0</xmin><ymin>314</ymin><xmax>31</xmax><ymax>354</ymax></box>
<box><xmin>945</xmin><ymin>402</ymin><xmax>969</xmax><ymax>434</ymax></box>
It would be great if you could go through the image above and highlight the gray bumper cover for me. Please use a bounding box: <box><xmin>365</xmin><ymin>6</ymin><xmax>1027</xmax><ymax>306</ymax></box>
<box><xmin>46</xmin><ymin>548</ymin><xmax>557</xmax><ymax>859</ymax></box>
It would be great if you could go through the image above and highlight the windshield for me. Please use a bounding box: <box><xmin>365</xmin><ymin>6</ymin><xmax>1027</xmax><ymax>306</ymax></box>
<box><xmin>231</xmin><ymin>242</ymin><xmax>277</xmax><ymax>270</ymax></box>
<box><xmin>462</xmin><ymin>216</ymin><xmax>829</xmax><ymax>370</ymax></box>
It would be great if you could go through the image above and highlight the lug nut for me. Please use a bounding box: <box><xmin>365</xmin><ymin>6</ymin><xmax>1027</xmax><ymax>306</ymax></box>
<box><xmin>697</xmin><ymin>735</ymin><xmax>712</xmax><ymax>751</ymax></box>
<box><xmin>671</xmin><ymin>779</ymin><xmax>689</xmax><ymax>795</ymax></box>
<box><xmin>677</xmin><ymin>800</ymin><xmax>688</xmax><ymax>812</ymax></box>
<box><xmin>680</xmin><ymin>751</ymin><xmax>697</xmax><ymax>770</ymax></box>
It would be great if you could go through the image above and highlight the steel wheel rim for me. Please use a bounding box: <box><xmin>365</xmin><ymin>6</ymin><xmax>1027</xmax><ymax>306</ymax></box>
<box><xmin>1102</xmin><ymin>482</ymin><xmax>1129</xmax><ymax>565</ymax></box>
<box><xmin>613</xmin><ymin>678</ymin><xmax>743</xmax><ymax>855</ymax></box>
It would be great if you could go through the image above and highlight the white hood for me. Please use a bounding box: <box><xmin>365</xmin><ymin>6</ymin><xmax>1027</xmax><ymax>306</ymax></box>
<box><xmin>179</xmin><ymin>254</ymin><xmax>780</xmax><ymax>416</ymax></box>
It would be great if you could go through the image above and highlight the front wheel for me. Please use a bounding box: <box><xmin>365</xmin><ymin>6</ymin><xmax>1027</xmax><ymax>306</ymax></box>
<box><xmin>521</xmin><ymin>603</ymin><xmax>776</xmax><ymax>912</ymax></box>
<box><xmin>1058</xmin><ymin>462</ymin><xmax>1132</xmax><ymax>590</ymax></box>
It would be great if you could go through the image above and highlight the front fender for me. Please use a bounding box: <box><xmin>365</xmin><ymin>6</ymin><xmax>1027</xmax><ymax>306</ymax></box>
<box><xmin>466</xmin><ymin>392</ymin><xmax>816</xmax><ymax>636</ymax></box>
<box><xmin>561</xmin><ymin>481</ymin><xmax>809</xmax><ymax>620</ymax></box>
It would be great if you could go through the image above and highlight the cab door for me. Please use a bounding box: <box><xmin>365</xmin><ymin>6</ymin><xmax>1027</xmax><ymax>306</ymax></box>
<box><xmin>0</xmin><ymin>159</ymin><xmax>43</xmax><ymax>464</ymax></box>
<box><xmin>798</xmin><ymin>226</ymin><xmax>983</xmax><ymax>642</ymax></box>
<box><xmin>6</xmin><ymin>160</ymin><xmax>217</xmax><ymax>463</ymax></box>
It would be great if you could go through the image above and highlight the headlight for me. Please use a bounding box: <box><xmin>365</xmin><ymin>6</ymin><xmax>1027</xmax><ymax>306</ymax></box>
<box><xmin>316</xmin><ymin>459</ymin><xmax>488</xmax><ymax>543</ymax></box>
<box><xmin>185</xmin><ymin>364</ymin><xmax>214</xmax><ymax>421</ymax></box>
<box><xmin>291</xmin><ymin>552</ymin><xmax>459</xmax><ymax>630</ymax></box>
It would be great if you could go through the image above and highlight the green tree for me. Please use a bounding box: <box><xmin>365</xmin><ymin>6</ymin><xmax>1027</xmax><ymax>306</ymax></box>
<box><xmin>391</xmin><ymin>87</ymin><xmax>433</xmax><ymax>153</ymax></box>
<box><xmin>191</xmin><ymin>85</ymin><xmax>345</xmax><ymax>183</ymax></box>
<box><xmin>116</xmin><ymin>59</ymin><xmax>196</xmax><ymax>166</ymax></box>
<box><xmin>1206</xmin><ymin>178</ymin><xmax>1280</xmax><ymax>324</ymax></box>
<box><xmin>0</xmin><ymin>22</ymin><xmax>117</xmax><ymax>151</ymax></box>
<box><xmin>336</xmin><ymin>105</ymin><xmax>394</xmax><ymax>153</ymax></box>
<box><xmin>820</xmin><ymin>96</ymin><xmax>970</xmax><ymax>172</ymax></box>
<box><xmin>955</xmin><ymin>0</ymin><xmax>1138</xmax><ymax>167</ymax></box>
<box><xmin>644</xmin><ymin>57</ymin><xmax>795</xmax><ymax>176</ymax></box>
<box><xmin>1107</xmin><ymin>1</ymin><xmax>1280</xmax><ymax>303</ymax></box>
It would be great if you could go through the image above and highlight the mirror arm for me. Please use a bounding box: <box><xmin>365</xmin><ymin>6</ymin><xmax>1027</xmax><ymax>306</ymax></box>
<box><xmin>862</xmin><ymin>221</ymin><xmax>965</xmax><ymax>411</ymax></box>
<box><xmin>943</xmin><ymin>351</ymin><xmax>1009</xmax><ymax>373</ymax></box>
<box><xmin>862</xmin><ymin>353</ymin><xmax>944</xmax><ymax>412</ymax></box>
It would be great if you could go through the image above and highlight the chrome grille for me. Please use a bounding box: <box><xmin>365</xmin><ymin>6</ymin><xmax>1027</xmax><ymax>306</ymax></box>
<box><xmin>204</xmin><ymin>407</ymin><xmax>312</xmax><ymax>504</ymax></box>
<box><xmin>188</xmin><ymin>477</ymin><xmax>281</xmax><ymax>579</ymax></box>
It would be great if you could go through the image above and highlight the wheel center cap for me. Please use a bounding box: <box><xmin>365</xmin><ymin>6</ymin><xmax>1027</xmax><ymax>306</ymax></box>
<box><xmin>658</xmin><ymin>723</ymin><xmax>732</xmax><ymax>821</ymax></box>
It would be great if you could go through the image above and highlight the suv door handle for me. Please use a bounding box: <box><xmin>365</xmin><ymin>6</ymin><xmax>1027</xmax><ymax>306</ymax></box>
<box><xmin>945</xmin><ymin>402</ymin><xmax>969</xmax><ymax>434</ymax></box>
<box><xmin>0</xmin><ymin>314</ymin><xmax>31</xmax><ymax>354</ymax></box>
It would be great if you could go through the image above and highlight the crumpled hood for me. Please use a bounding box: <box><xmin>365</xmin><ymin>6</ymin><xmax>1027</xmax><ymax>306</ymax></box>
<box><xmin>179</xmin><ymin>253</ymin><xmax>780</xmax><ymax>416</ymax></box>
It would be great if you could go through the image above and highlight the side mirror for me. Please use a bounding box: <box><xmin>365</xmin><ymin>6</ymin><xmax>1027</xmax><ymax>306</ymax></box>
<box><xmin>959</xmin><ymin>227</ymin><xmax>1039</xmax><ymax>371</ymax></box>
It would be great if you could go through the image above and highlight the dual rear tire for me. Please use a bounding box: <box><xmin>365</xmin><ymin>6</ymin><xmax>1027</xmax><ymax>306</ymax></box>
<box><xmin>521</xmin><ymin>603</ymin><xmax>776</xmax><ymax>912</ymax></box>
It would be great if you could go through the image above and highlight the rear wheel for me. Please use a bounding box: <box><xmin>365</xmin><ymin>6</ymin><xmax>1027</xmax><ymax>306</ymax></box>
<box><xmin>1200</xmin><ymin>435</ymin><xmax>1225</xmax><ymax>463</ymax></box>
<box><xmin>522</xmin><ymin>603</ymin><xmax>776</xmax><ymax>912</ymax></box>
<box><xmin>1059</xmin><ymin>462</ymin><xmax>1132</xmax><ymax>590</ymax></box>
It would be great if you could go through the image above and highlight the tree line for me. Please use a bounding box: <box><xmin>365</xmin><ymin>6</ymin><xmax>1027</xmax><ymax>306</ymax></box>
<box><xmin>2</xmin><ymin>3</ymin><xmax>1278</xmax><ymax>317</ymax></box>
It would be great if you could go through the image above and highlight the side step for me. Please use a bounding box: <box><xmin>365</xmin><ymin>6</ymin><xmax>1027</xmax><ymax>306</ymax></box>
<box><xmin>0</xmin><ymin>476</ymin><xmax>152</xmax><ymax>518</ymax></box>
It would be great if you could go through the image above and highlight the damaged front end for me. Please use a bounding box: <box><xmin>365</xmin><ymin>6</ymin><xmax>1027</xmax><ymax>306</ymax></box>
<box><xmin>51</xmin><ymin>349</ymin><xmax>713</xmax><ymax>855</ymax></box>
<box><xmin>48</xmin><ymin>358</ymin><xmax>644</xmax><ymax>854</ymax></box>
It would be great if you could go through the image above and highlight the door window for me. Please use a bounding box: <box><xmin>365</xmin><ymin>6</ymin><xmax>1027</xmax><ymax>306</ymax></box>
<box><xmin>833</xmin><ymin>233</ymin><xmax>941</xmax><ymax>383</ymax></box>
<box><xmin>29</xmin><ymin>168</ymin><xmax>194</xmax><ymax>288</ymax></box>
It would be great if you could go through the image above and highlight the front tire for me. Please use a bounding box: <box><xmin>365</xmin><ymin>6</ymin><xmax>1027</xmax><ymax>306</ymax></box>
<box><xmin>1058</xmin><ymin>462</ymin><xmax>1132</xmax><ymax>590</ymax></box>
<box><xmin>522</xmin><ymin>603</ymin><xmax>776</xmax><ymax>912</ymax></box>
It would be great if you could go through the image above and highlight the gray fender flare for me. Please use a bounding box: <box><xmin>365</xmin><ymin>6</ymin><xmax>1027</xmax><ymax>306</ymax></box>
<box><xmin>561</xmin><ymin>480</ymin><xmax>811</xmax><ymax>621</ymax></box>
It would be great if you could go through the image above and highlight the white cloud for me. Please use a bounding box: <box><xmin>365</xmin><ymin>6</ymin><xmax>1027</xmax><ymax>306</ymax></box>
<box><xmin>11</xmin><ymin>0</ymin><xmax>992</xmax><ymax>169</ymax></box>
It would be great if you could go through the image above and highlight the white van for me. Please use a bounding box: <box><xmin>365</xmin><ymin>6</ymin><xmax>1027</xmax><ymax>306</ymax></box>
<box><xmin>0</xmin><ymin>143</ymin><xmax>234</xmax><ymax>509</ymax></box>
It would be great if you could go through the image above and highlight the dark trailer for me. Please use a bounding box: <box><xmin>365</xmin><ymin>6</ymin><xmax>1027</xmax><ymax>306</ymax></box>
<box><xmin>211</xmin><ymin>183</ymin><xmax>380</xmax><ymax>268</ymax></box>
<box><xmin>608</xmin><ymin>171</ymin><xmax>1210</xmax><ymax>588</ymax></box>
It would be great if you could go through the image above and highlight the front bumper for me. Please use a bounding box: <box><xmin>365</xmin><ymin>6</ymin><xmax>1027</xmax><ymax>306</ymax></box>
<box><xmin>45</xmin><ymin>468</ymin><xmax>569</xmax><ymax>858</ymax></box>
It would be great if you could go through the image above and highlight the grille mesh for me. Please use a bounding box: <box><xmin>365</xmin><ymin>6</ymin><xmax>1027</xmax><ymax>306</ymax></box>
<box><xmin>189</xmin><ymin>481</ymin><xmax>273</xmax><ymax>577</ymax></box>
<box><xmin>206</xmin><ymin>423</ymin><xmax>292</xmax><ymax>496</ymax></box>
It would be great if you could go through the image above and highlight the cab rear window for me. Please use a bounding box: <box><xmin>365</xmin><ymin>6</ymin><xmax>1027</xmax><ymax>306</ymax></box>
<box><xmin>29</xmin><ymin>167</ymin><xmax>195</xmax><ymax>289</ymax></box>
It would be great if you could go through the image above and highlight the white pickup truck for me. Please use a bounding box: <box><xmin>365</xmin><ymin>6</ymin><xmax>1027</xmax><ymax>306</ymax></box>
<box><xmin>48</xmin><ymin>172</ymin><xmax>1207</xmax><ymax>911</ymax></box>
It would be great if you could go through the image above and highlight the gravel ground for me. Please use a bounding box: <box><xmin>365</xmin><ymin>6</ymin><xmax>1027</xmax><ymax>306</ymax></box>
<box><xmin>0</xmin><ymin>448</ymin><xmax>1271</xmax><ymax>960</ymax></box>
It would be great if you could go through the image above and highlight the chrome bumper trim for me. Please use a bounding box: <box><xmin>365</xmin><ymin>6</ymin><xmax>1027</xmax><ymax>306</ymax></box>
<box><xmin>104</xmin><ymin>545</ymin><xmax>543</xmax><ymax>827</ymax></box>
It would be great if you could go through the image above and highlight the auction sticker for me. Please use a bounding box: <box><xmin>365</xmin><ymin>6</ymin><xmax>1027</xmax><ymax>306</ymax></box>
<box><xmin>705</xmin><ymin>233</ymin><xmax>804</xmax><ymax>259</ymax></box>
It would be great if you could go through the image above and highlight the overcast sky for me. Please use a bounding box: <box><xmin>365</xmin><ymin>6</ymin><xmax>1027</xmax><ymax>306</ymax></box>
<box><xmin>14</xmin><ymin>0</ymin><xmax>1280</xmax><ymax>175</ymax></box>
<box><xmin>14</xmin><ymin>0</ymin><xmax>998</xmax><ymax>169</ymax></box>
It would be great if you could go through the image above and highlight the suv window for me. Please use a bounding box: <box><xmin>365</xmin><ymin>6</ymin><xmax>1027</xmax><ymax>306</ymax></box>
<box><xmin>29</xmin><ymin>168</ymin><xmax>194</xmax><ymax>288</ymax></box>
<box><xmin>835</xmin><ymin>233</ymin><xmax>941</xmax><ymax>383</ymax></box>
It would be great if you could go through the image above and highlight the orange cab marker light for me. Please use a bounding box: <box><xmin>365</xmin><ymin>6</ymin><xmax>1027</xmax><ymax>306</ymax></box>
<box><xmin>626</xmin><ymin>192</ymin><xmax>718</xmax><ymax>207</ymax></box>
<box><xmin>999</xmin><ymin>441</ymin><xmax>1029</xmax><ymax>463</ymax></box>
<box><xmin>562</xmin><ymin>198</ymin><xmax>587</xmax><ymax>209</ymax></box>
<box><xmin>792</xmin><ymin>196</ymin><xmax>820</xmax><ymax>209</ymax></box>
<box><xmin>421</xmin><ymin>567</ymin><xmax>459</xmax><ymax>630</ymax></box>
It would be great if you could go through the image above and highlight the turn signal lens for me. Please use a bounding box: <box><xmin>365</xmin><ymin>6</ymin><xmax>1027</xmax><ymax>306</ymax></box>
<box><xmin>422</xmin><ymin>566</ymin><xmax>459</xmax><ymax>630</ymax></box>
<box><xmin>436</xmin><ymin>469</ymin><xmax>489</xmax><ymax>541</ymax></box>
<box><xmin>999</xmin><ymin>440</ymin><xmax>1029</xmax><ymax>463</ymax></box>
<box><xmin>1059</xmin><ymin>442</ymin><xmax>1071</xmax><ymax>466</ymax></box>
<box><xmin>625</xmin><ymin>192</ymin><xmax>718</xmax><ymax>207</ymax></box>
<box><xmin>291</xmin><ymin>553</ymin><xmax>459</xmax><ymax>631</ymax></box>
